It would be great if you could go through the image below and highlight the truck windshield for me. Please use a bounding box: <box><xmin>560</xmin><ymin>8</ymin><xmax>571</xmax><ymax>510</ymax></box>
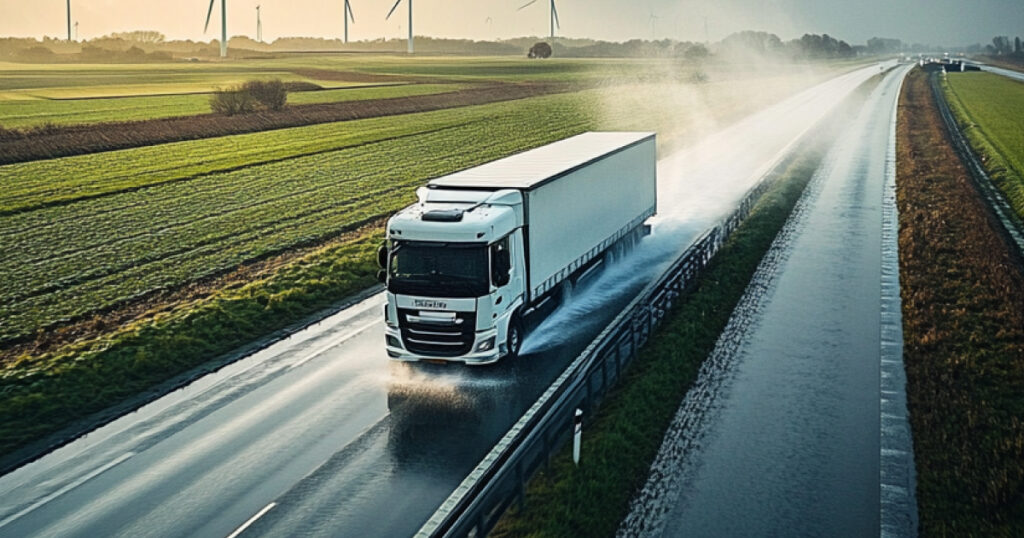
<box><xmin>388</xmin><ymin>241</ymin><xmax>489</xmax><ymax>298</ymax></box>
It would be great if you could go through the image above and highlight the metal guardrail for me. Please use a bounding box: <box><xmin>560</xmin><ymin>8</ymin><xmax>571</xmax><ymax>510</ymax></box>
<box><xmin>929</xmin><ymin>71</ymin><xmax>1024</xmax><ymax>256</ymax></box>
<box><xmin>416</xmin><ymin>173</ymin><xmax>778</xmax><ymax>538</ymax></box>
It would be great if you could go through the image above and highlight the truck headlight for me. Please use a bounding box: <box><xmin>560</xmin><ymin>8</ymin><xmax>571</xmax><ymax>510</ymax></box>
<box><xmin>386</xmin><ymin>335</ymin><xmax>402</xmax><ymax>348</ymax></box>
<box><xmin>475</xmin><ymin>337</ymin><xmax>496</xmax><ymax>352</ymax></box>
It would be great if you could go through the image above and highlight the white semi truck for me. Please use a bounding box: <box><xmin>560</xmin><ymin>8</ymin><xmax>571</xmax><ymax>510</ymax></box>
<box><xmin>378</xmin><ymin>132</ymin><xmax>657</xmax><ymax>364</ymax></box>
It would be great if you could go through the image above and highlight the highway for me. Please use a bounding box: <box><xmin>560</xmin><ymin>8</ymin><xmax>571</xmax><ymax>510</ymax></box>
<box><xmin>983</xmin><ymin>64</ymin><xmax>1024</xmax><ymax>83</ymax></box>
<box><xmin>620</xmin><ymin>64</ymin><xmax>916</xmax><ymax>536</ymax></box>
<box><xmin>0</xmin><ymin>62</ymin><xmax>889</xmax><ymax>538</ymax></box>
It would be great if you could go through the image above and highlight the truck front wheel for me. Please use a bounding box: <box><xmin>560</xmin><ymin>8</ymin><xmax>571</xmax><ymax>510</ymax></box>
<box><xmin>506</xmin><ymin>314</ymin><xmax>524</xmax><ymax>359</ymax></box>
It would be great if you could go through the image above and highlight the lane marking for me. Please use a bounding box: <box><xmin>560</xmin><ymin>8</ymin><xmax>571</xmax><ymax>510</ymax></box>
<box><xmin>289</xmin><ymin>319</ymin><xmax>381</xmax><ymax>370</ymax></box>
<box><xmin>226</xmin><ymin>502</ymin><xmax>276</xmax><ymax>538</ymax></box>
<box><xmin>0</xmin><ymin>452</ymin><xmax>134</xmax><ymax>529</ymax></box>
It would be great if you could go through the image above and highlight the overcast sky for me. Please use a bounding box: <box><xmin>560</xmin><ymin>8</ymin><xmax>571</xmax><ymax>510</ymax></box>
<box><xmin>1</xmin><ymin>0</ymin><xmax>1021</xmax><ymax>47</ymax></box>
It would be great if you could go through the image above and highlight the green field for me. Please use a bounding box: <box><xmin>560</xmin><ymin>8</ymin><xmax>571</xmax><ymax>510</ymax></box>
<box><xmin>0</xmin><ymin>83</ymin><xmax>464</xmax><ymax>129</ymax></box>
<box><xmin>944</xmin><ymin>72</ymin><xmax>1024</xmax><ymax>218</ymax></box>
<box><xmin>0</xmin><ymin>58</ymin><xmax>835</xmax><ymax>346</ymax></box>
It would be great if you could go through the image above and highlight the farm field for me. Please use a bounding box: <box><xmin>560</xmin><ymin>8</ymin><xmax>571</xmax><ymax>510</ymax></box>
<box><xmin>0</xmin><ymin>83</ymin><xmax>465</xmax><ymax>129</ymax></box>
<box><xmin>0</xmin><ymin>77</ymin><xmax>827</xmax><ymax>344</ymax></box>
<box><xmin>943</xmin><ymin>72</ymin><xmax>1024</xmax><ymax>219</ymax></box>
<box><xmin>0</xmin><ymin>58</ymin><xmax>839</xmax><ymax>348</ymax></box>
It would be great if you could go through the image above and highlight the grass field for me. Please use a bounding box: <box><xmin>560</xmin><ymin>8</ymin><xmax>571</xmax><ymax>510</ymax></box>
<box><xmin>943</xmin><ymin>72</ymin><xmax>1024</xmax><ymax>219</ymax></box>
<box><xmin>0</xmin><ymin>83</ymin><xmax>463</xmax><ymax>129</ymax></box>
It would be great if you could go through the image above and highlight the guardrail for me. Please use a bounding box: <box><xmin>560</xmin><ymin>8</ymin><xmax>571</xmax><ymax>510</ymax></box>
<box><xmin>416</xmin><ymin>173</ymin><xmax>778</xmax><ymax>538</ymax></box>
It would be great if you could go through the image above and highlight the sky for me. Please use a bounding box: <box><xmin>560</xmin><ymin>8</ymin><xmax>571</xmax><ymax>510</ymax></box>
<box><xmin>0</xmin><ymin>0</ymin><xmax>1021</xmax><ymax>47</ymax></box>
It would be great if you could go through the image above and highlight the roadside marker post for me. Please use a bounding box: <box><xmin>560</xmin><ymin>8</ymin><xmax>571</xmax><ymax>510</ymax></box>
<box><xmin>573</xmin><ymin>408</ymin><xmax>582</xmax><ymax>466</ymax></box>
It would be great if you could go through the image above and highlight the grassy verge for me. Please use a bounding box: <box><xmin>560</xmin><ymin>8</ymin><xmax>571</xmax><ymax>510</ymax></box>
<box><xmin>897</xmin><ymin>68</ymin><xmax>1024</xmax><ymax>534</ymax></box>
<box><xmin>942</xmin><ymin>72</ymin><xmax>1024</xmax><ymax>219</ymax></box>
<box><xmin>491</xmin><ymin>130</ymin><xmax>831</xmax><ymax>538</ymax></box>
<box><xmin>0</xmin><ymin>229</ymin><xmax>381</xmax><ymax>468</ymax></box>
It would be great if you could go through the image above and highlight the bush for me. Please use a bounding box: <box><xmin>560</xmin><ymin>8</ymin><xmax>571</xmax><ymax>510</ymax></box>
<box><xmin>528</xmin><ymin>42</ymin><xmax>552</xmax><ymax>59</ymax></box>
<box><xmin>243</xmin><ymin>79</ymin><xmax>288</xmax><ymax>111</ymax></box>
<box><xmin>209</xmin><ymin>79</ymin><xmax>287</xmax><ymax>115</ymax></box>
<box><xmin>209</xmin><ymin>87</ymin><xmax>257</xmax><ymax>115</ymax></box>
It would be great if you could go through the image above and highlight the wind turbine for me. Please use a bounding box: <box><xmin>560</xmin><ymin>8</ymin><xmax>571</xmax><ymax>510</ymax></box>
<box><xmin>66</xmin><ymin>0</ymin><xmax>72</xmax><ymax>42</ymax></box>
<box><xmin>343</xmin><ymin>0</ymin><xmax>355</xmax><ymax>43</ymax></box>
<box><xmin>649</xmin><ymin>11</ymin><xmax>658</xmax><ymax>39</ymax></box>
<box><xmin>385</xmin><ymin>0</ymin><xmax>413</xmax><ymax>54</ymax></box>
<box><xmin>518</xmin><ymin>0</ymin><xmax>559</xmax><ymax>40</ymax></box>
<box><xmin>204</xmin><ymin>0</ymin><xmax>228</xmax><ymax>58</ymax></box>
<box><xmin>256</xmin><ymin>5</ymin><xmax>262</xmax><ymax>43</ymax></box>
<box><xmin>74</xmin><ymin>21</ymin><xmax>79</xmax><ymax>41</ymax></box>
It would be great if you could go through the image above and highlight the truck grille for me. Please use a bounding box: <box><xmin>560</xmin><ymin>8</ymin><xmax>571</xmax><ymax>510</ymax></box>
<box><xmin>398</xmin><ymin>309</ymin><xmax>475</xmax><ymax>357</ymax></box>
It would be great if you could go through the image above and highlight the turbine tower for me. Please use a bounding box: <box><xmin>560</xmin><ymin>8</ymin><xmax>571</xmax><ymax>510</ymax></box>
<box><xmin>66</xmin><ymin>0</ymin><xmax>72</xmax><ymax>42</ymax></box>
<box><xmin>518</xmin><ymin>0</ymin><xmax>560</xmax><ymax>40</ymax></box>
<box><xmin>344</xmin><ymin>0</ymin><xmax>355</xmax><ymax>43</ymax></box>
<box><xmin>385</xmin><ymin>0</ymin><xmax>413</xmax><ymax>54</ymax></box>
<box><xmin>256</xmin><ymin>5</ymin><xmax>262</xmax><ymax>43</ymax></box>
<box><xmin>204</xmin><ymin>0</ymin><xmax>228</xmax><ymax>58</ymax></box>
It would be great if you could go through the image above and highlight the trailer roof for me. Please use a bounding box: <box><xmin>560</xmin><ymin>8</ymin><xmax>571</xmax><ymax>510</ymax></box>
<box><xmin>428</xmin><ymin>131</ymin><xmax>655</xmax><ymax>191</ymax></box>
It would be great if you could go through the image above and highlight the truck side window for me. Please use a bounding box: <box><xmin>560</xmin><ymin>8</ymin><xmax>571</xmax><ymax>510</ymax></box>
<box><xmin>491</xmin><ymin>236</ymin><xmax>510</xmax><ymax>286</ymax></box>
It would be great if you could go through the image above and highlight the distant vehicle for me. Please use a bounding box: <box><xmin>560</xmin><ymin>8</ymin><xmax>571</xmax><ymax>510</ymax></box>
<box><xmin>378</xmin><ymin>132</ymin><xmax>657</xmax><ymax>364</ymax></box>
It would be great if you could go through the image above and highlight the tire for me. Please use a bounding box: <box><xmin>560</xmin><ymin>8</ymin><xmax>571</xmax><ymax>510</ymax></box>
<box><xmin>506</xmin><ymin>313</ymin><xmax>524</xmax><ymax>359</ymax></box>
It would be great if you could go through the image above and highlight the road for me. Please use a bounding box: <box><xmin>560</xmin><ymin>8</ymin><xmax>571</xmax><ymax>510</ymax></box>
<box><xmin>619</xmin><ymin>64</ymin><xmax>916</xmax><ymax>536</ymax></box>
<box><xmin>0</xmin><ymin>63</ymin><xmax>888</xmax><ymax>538</ymax></box>
<box><xmin>983</xmin><ymin>64</ymin><xmax>1024</xmax><ymax>83</ymax></box>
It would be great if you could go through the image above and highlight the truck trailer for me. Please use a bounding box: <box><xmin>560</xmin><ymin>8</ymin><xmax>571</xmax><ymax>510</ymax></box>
<box><xmin>379</xmin><ymin>131</ymin><xmax>657</xmax><ymax>364</ymax></box>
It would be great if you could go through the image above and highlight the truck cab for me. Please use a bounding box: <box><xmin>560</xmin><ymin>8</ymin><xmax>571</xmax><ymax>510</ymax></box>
<box><xmin>383</xmin><ymin>187</ymin><xmax>526</xmax><ymax>365</ymax></box>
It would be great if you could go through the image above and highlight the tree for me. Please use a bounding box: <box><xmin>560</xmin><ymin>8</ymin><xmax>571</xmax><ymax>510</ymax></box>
<box><xmin>992</xmin><ymin>36</ymin><xmax>1012</xmax><ymax>55</ymax></box>
<box><xmin>108</xmin><ymin>31</ymin><xmax>166</xmax><ymax>44</ymax></box>
<box><xmin>528</xmin><ymin>42</ymin><xmax>552</xmax><ymax>59</ymax></box>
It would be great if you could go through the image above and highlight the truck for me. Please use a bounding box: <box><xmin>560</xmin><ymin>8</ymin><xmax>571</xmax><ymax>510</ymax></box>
<box><xmin>379</xmin><ymin>131</ymin><xmax>657</xmax><ymax>364</ymax></box>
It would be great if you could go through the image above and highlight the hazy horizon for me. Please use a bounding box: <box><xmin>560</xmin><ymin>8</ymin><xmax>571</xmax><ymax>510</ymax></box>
<box><xmin>0</xmin><ymin>0</ymin><xmax>1020</xmax><ymax>48</ymax></box>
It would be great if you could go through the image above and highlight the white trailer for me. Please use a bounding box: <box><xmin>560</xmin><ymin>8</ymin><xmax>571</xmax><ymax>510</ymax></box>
<box><xmin>379</xmin><ymin>132</ymin><xmax>657</xmax><ymax>364</ymax></box>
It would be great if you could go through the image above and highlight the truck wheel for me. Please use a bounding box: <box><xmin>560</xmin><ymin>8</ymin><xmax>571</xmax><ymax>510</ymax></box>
<box><xmin>506</xmin><ymin>314</ymin><xmax>524</xmax><ymax>359</ymax></box>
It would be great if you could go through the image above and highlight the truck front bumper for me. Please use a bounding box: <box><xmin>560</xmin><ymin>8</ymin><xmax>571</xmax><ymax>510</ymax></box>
<box><xmin>384</xmin><ymin>325</ymin><xmax>502</xmax><ymax>365</ymax></box>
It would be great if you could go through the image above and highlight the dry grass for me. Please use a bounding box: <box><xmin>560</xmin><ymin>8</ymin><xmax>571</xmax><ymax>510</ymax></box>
<box><xmin>896</xmin><ymin>68</ymin><xmax>1024</xmax><ymax>534</ymax></box>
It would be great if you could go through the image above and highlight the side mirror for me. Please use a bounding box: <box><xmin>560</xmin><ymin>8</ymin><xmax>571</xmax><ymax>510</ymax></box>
<box><xmin>376</xmin><ymin>269</ymin><xmax>387</xmax><ymax>284</ymax></box>
<box><xmin>494</xmin><ymin>250</ymin><xmax>511</xmax><ymax>287</ymax></box>
<box><xmin>376</xmin><ymin>245</ymin><xmax>388</xmax><ymax>269</ymax></box>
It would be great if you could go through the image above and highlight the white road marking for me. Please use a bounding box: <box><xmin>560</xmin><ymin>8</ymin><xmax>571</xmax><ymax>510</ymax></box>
<box><xmin>289</xmin><ymin>319</ymin><xmax>381</xmax><ymax>370</ymax></box>
<box><xmin>226</xmin><ymin>502</ymin><xmax>276</xmax><ymax>538</ymax></box>
<box><xmin>0</xmin><ymin>452</ymin><xmax>135</xmax><ymax>529</ymax></box>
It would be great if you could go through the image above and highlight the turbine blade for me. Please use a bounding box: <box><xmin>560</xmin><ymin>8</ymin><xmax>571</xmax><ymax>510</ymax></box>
<box><xmin>385</xmin><ymin>0</ymin><xmax>402</xmax><ymax>20</ymax></box>
<box><xmin>517</xmin><ymin>0</ymin><xmax>538</xmax><ymax>11</ymax></box>
<box><xmin>204</xmin><ymin>0</ymin><xmax>215</xmax><ymax>32</ymax></box>
<box><xmin>347</xmin><ymin>1</ymin><xmax>355</xmax><ymax>23</ymax></box>
<box><xmin>552</xmin><ymin>1</ymin><xmax>560</xmax><ymax>29</ymax></box>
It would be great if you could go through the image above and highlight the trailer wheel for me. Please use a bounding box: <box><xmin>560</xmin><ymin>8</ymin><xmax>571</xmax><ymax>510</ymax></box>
<box><xmin>506</xmin><ymin>313</ymin><xmax>524</xmax><ymax>359</ymax></box>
